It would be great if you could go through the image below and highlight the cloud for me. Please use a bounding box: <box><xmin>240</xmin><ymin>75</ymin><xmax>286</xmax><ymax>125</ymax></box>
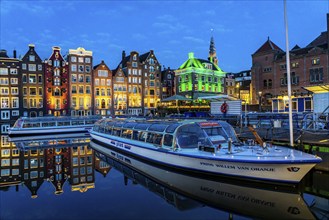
<box><xmin>156</xmin><ymin>14</ymin><xmax>176</xmax><ymax>22</ymax></box>
<box><xmin>183</xmin><ymin>36</ymin><xmax>205</xmax><ymax>44</ymax></box>
<box><xmin>132</xmin><ymin>33</ymin><xmax>146</xmax><ymax>40</ymax></box>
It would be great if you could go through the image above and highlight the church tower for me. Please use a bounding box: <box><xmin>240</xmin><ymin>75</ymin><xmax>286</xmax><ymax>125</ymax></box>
<box><xmin>208</xmin><ymin>33</ymin><xmax>218</xmax><ymax>66</ymax></box>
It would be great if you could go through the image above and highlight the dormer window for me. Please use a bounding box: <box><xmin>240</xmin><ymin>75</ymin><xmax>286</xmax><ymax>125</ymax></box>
<box><xmin>204</xmin><ymin>63</ymin><xmax>212</xmax><ymax>70</ymax></box>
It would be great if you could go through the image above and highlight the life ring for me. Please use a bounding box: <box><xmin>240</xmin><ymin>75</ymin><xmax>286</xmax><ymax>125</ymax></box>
<box><xmin>220</xmin><ymin>102</ymin><xmax>228</xmax><ymax>113</ymax></box>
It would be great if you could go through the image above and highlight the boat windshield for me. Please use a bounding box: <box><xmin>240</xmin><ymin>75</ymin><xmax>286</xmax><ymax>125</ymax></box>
<box><xmin>175</xmin><ymin>124</ymin><xmax>211</xmax><ymax>149</ymax></box>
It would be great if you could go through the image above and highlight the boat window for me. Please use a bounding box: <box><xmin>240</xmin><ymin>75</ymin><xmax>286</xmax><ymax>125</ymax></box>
<box><xmin>122</xmin><ymin>129</ymin><xmax>133</xmax><ymax>139</ymax></box>
<box><xmin>132</xmin><ymin>130</ymin><xmax>139</xmax><ymax>140</ymax></box>
<box><xmin>85</xmin><ymin>120</ymin><xmax>95</xmax><ymax>125</ymax></box>
<box><xmin>218</xmin><ymin>121</ymin><xmax>239</xmax><ymax>142</ymax></box>
<box><xmin>176</xmin><ymin>124</ymin><xmax>206</xmax><ymax>149</ymax></box>
<box><xmin>153</xmin><ymin>133</ymin><xmax>163</xmax><ymax>145</ymax></box>
<box><xmin>105</xmin><ymin>126</ymin><xmax>112</xmax><ymax>134</ymax></box>
<box><xmin>122</xmin><ymin>122</ymin><xmax>138</xmax><ymax>128</ymax></box>
<box><xmin>203</xmin><ymin>126</ymin><xmax>226</xmax><ymax>137</ymax></box>
<box><xmin>146</xmin><ymin>133</ymin><xmax>155</xmax><ymax>143</ymax></box>
<box><xmin>138</xmin><ymin>131</ymin><xmax>147</xmax><ymax>142</ymax></box>
<box><xmin>163</xmin><ymin>134</ymin><xmax>173</xmax><ymax>147</ymax></box>
<box><xmin>112</xmin><ymin>128</ymin><xmax>122</xmax><ymax>137</ymax></box>
<box><xmin>165</xmin><ymin>123</ymin><xmax>180</xmax><ymax>133</ymax></box>
<box><xmin>148</xmin><ymin>124</ymin><xmax>169</xmax><ymax>132</ymax></box>
<box><xmin>58</xmin><ymin>121</ymin><xmax>70</xmax><ymax>126</ymax></box>
<box><xmin>134</xmin><ymin>123</ymin><xmax>151</xmax><ymax>130</ymax></box>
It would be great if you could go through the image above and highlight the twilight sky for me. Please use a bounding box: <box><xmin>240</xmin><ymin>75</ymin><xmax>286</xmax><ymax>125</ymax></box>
<box><xmin>0</xmin><ymin>1</ymin><xmax>328</xmax><ymax>72</ymax></box>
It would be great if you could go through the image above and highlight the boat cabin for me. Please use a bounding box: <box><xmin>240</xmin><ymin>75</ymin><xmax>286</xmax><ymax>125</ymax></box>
<box><xmin>12</xmin><ymin>116</ymin><xmax>101</xmax><ymax>129</ymax></box>
<box><xmin>92</xmin><ymin>119</ymin><xmax>239</xmax><ymax>152</ymax></box>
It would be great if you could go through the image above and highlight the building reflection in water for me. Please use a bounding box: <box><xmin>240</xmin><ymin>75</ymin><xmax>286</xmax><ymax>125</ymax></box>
<box><xmin>0</xmin><ymin>134</ymin><xmax>97</xmax><ymax>198</ymax></box>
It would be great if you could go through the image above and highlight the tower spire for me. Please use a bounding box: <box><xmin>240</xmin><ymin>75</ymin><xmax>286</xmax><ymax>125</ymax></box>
<box><xmin>208</xmin><ymin>29</ymin><xmax>218</xmax><ymax>65</ymax></box>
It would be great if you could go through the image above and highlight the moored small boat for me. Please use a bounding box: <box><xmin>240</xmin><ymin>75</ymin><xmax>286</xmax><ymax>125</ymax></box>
<box><xmin>89</xmin><ymin>118</ymin><xmax>322</xmax><ymax>183</ymax></box>
<box><xmin>8</xmin><ymin>115</ymin><xmax>102</xmax><ymax>136</ymax></box>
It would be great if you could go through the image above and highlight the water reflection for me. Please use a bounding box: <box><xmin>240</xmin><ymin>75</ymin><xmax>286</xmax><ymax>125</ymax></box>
<box><xmin>89</xmin><ymin>140</ymin><xmax>315</xmax><ymax>220</ymax></box>
<box><xmin>0</xmin><ymin>134</ymin><xmax>327</xmax><ymax>220</ymax></box>
<box><xmin>1</xmin><ymin>133</ymin><xmax>97</xmax><ymax>197</ymax></box>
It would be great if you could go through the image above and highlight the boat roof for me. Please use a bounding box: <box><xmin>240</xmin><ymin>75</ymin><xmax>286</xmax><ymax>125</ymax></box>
<box><xmin>19</xmin><ymin>115</ymin><xmax>102</xmax><ymax>122</ymax></box>
<box><xmin>96</xmin><ymin>118</ymin><xmax>228</xmax><ymax>133</ymax></box>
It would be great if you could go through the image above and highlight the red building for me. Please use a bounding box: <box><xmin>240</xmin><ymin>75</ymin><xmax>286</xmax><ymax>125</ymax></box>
<box><xmin>44</xmin><ymin>46</ymin><xmax>69</xmax><ymax>116</ymax></box>
<box><xmin>251</xmin><ymin>14</ymin><xmax>329</xmax><ymax>112</ymax></box>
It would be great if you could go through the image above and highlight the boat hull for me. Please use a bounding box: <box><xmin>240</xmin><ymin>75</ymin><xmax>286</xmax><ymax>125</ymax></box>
<box><xmin>90</xmin><ymin>131</ymin><xmax>318</xmax><ymax>184</ymax></box>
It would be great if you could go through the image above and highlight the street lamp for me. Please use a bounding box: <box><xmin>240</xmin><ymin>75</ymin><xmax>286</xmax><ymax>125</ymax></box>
<box><xmin>258</xmin><ymin>91</ymin><xmax>262</xmax><ymax>112</ymax></box>
<box><xmin>236</xmin><ymin>83</ymin><xmax>240</xmax><ymax>99</ymax></box>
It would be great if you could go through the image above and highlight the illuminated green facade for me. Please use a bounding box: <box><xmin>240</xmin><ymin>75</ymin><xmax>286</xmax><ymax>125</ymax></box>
<box><xmin>175</xmin><ymin>52</ymin><xmax>226</xmax><ymax>99</ymax></box>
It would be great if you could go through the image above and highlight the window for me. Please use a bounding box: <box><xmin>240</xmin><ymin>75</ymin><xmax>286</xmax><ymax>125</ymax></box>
<box><xmin>53</xmin><ymin>60</ymin><xmax>59</xmax><ymax>67</ymax></box>
<box><xmin>22</xmin><ymin>63</ymin><xmax>27</xmax><ymax>70</ymax></box>
<box><xmin>29</xmin><ymin>74</ymin><xmax>37</xmax><ymax>83</ymax></box>
<box><xmin>1</xmin><ymin>111</ymin><xmax>10</xmax><ymax>119</ymax></box>
<box><xmin>38</xmin><ymin>75</ymin><xmax>42</xmax><ymax>84</ymax></box>
<box><xmin>72</xmin><ymin>97</ymin><xmax>77</xmax><ymax>107</ymax></box>
<box><xmin>132</xmin><ymin>62</ymin><xmax>137</xmax><ymax>67</ymax></box>
<box><xmin>78</xmin><ymin>65</ymin><xmax>84</xmax><ymax>72</ymax></box>
<box><xmin>79</xmin><ymin>86</ymin><xmax>84</xmax><ymax>94</ymax></box>
<box><xmin>79</xmin><ymin>97</ymin><xmax>84</xmax><ymax>107</ymax></box>
<box><xmin>291</xmin><ymin>62</ymin><xmax>299</xmax><ymax>68</ymax></box>
<box><xmin>86</xmin><ymin>86</ymin><xmax>91</xmax><ymax>94</ymax></box>
<box><xmin>95</xmin><ymin>79</ymin><xmax>99</xmax><ymax>86</ymax></box>
<box><xmin>0</xmin><ymin>68</ymin><xmax>8</xmax><ymax>75</ymax></box>
<box><xmin>23</xmin><ymin>74</ymin><xmax>27</xmax><ymax>83</ymax></box>
<box><xmin>85</xmin><ymin>57</ymin><xmax>91</xmax><ymax>63</ymax></box>
<box><xmin>96</xmin><ymin>88</ymin><xmax>100</xmax><ymax>96</ymax></box>
<box><xmin>78</xmin><ymin>75</ymin><xmax>84</xmax><ymax>82</ymax></box>
<box><xmin>72</xmin><ymin>74</ymin><xmax>77</xmax><ymax>82</ymax></box>
<box><xmin>38</xmin><ymin>64</ymin><xmax>42</xmax><ymax>71</ymax></box>
<box><xmin>133</xmin><ymin>54</ymin><xmax>137</xmax><ymax>60</ymax></box>
<box><xmin>29</xmin><ymin>55</ymin><xmax>35</xmax><ymax>61</ymax></box>
<box><xmin>311</xmin><ymin>58</ymin><xmax>320</xmax><ymax>65</ymax></box>
<box><xmin>11</xmin><ymin>78</ymin><xmax>18</xmax><ymax>85</ymax></box>
<box><xmin>0</xmin><ymin>87</ymin><xmax>9</xmax><ymax>95</ymax></box>
<box><xmin>72</xmin><ymin>86</ymin><xmax>77</xmax><ymax>94</ymax></box>
<box><xmin>71</xmin><ymin>56</ymin><xmax>77</xmax><ymax>62</ymax></box>
<box><xmin>10</xmin><ymin>68</ymin><xmax>17</xmax><ymax>74</ymax></box>
<box><xmin>38</xmin><ymin>87</ymin><xmax>43</xmax><ymax>95</ymax></box>
<box><xmin>106</xmin><ymin>79</ymin><xmax>111</xmax><ymax>86</ymax></box>
<box><xmin>98</xmin><ymin>70</ymin><xmax>108</xmax><ymax>77</ymax></box>
<box><xmin>1</xmin><ymin>98</ymin><xmax>9</xmax><ymax>108</ymax></box>
<box><xmin>71</xmin><ymin>64</ymin><xmax>77</xmax><ymax>72</ymax></box>
<box><xmin>85</xmin><ymin>65</ymin><xmax>91</xmax><ymax>72</ymax></box>
<box><xmin>86</xmin><ymin>76</ymin><xmax>91</xmax><ymax>83</ymax></box>
<box><xmin>78</xmin><ymin>57</ymin><xmax>84</xmax><ymax>63</ymax></box>
<box><xmin>310</xmin><ymin>68</ymin><xmax>323</xmax><ymax>83</ymax></box>
<box><xmin>28</xmin><ymin>64</ymin><xmax>36</xmax><ymax>71</ymax></box>
<box><xmin>263</xmin><ymin>67</ymin><xmax>272</xmax><ymax>72</ymax></box>
<box><xmin>12</xmin><ymin>97</ymin><xmax>19</xmax><ymax>108</ymax></box>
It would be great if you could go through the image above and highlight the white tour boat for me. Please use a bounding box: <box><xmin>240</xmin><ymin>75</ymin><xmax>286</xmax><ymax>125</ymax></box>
<box><xmin>8</xmin><ymin>115</ymin><xmax>101</xmax><ymax>136</ymax></box>
<box><xmin>91</xmin><ymin>140</ymin><xmax>315</xmax><ymax>219</ymax></box>
<box><xmin>89</xmin><ymin>118</ymin><xmax>322</xmax><ymax>183</ymax></box>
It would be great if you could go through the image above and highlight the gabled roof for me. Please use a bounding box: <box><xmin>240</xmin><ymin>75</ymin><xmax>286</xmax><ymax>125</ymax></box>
<box><xmin>254</xmin><ymin>37</ymin><xmax>283</xmax><ymax>54</ymax></box>
<box><xmin>139</xmin><ymin>51</ymin><xmax>150</xmax><ymax>63</ymax></box>
<box><xmin>93</xmin><ymin>60</ymin><xmax>110</xmax><ymax>70</ymax></box>
<box><xmin>307</xmin><ymin>31</ymin><xmax>328</xmax><ymax>48</ymax></box>
<box><xmin>291</xmin><ymin>45</ymin><xmax>300</xmax><ymax>50</ymax></box>
<box><xmin>178</xmin><ymin>52</ymin><xmax>225</xmax><ymax>73</ymax></box>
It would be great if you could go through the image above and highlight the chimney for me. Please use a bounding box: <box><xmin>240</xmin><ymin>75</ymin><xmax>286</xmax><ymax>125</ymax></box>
<box><xmin>13</xmin><ymin>50</ymin><xmax>17</xmax><ymax>58</ymax></box>
<box><xmin>122</xmin><ymin>50</ymin><xmax>126</xmax><ymax>61</ymax></box>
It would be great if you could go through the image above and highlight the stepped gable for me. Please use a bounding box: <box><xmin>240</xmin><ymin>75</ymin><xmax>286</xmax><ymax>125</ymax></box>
<box><xmin>253</xmin><ymin>37</ymin><xmax>283</xmax><ymax>55</ymax></box>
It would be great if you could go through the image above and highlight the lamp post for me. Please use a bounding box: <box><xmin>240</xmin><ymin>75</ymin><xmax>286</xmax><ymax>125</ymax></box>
<box><xmin>236</xmin><ymin>83</ymin><xmax>240</xmax><ymax>99</ymax></box>
<box><xmin>258</xmin><ymin>91</ymin><xmax>262</xmax><ymax>112</ymax></box>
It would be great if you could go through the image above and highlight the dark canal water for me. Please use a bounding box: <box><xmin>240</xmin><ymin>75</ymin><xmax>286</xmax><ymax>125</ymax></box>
<box><xmin>1</xmin><ymin>134</ymin><xmax>328</xmax><ymax>220</ymax></box>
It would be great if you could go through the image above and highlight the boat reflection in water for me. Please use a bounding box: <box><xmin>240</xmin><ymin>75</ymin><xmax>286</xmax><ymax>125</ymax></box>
<box><xmin>90</xmin><ymin>140</ymin><xmax>316</xmax><ymax>220</ymax></box>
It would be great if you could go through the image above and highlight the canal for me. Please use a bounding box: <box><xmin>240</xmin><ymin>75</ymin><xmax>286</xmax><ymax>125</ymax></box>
<box><xmin>0</xmin><ymin>134</ymin><xmax>328</xmax><ymax>220</ymax></box>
